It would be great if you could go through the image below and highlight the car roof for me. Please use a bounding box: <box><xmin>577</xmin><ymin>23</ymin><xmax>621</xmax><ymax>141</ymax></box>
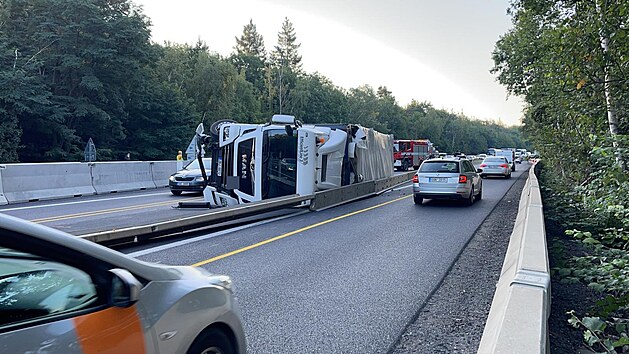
<box><xmin>423</xmin><ymin>158</ymin><xmax>461</xmax><ymax>163</ymax></box>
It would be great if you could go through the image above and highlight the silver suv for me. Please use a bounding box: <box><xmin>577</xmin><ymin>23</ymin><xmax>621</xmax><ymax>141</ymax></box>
<box><xmin>412</xmin><ymin>158</ymin><xmax>482</xmax><ymax>206</ymax></box>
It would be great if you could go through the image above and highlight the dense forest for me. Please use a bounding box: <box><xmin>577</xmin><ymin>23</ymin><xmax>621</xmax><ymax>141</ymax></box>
<box><xmin>493</xmin><ymin>0</ymin><xmax>628</xmax><ymax>351</ymax></box>
<box><xmin>0</xmin><ymin>0</ymin><xmax>523</xmax><ymax>163</ymax></box>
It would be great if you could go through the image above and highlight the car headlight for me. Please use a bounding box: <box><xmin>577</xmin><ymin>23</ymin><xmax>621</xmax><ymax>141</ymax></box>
<box><xmin>169</xmin><ymin>176</ymin><xmax>176</xmax><ymax>182</ymax></box>
<box><xmin>195</xmin><ymin>176</ymin><xmax>205</xmax><ymax>182</ymax></box>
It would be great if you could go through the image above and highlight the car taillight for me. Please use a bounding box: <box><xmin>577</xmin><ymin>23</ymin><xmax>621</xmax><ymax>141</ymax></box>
<box><xmin>412</xmin><ymin>175</ymin><xmax>419</xmax><ymax>183</ymax></box>
<box><xmin>500</xmin><ymin>164</ymin><xmax>508</xmax><ymax>168</ymax></box>
<box><xmin>480</xmin><ymin>164</ymin><xmax>487</xmax><ymax>167</ymax></box>
<box><xmin>459</xmin><ymin>175</ymin><xmax>467</xmax><ymax>183</ymax></box>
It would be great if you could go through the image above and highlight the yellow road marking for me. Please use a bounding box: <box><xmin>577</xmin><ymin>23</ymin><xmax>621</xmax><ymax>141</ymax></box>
<box><xmin>192</xmin><ymin>194</ymin><xmax>412</xmax><ymax>267</ymax></box>
<box><xmin>32</xmin><ymin>198</ymin><xmax>200</xmax><ymax>223</ymax></box>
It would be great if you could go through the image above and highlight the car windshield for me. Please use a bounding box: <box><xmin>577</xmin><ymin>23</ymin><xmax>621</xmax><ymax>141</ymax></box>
<box><xmin>183</xmin><ymin>158</ymin><xmax>211</xmax><ymax>170</ymax></box>
<box><xmin>420</xmin><ymin>161</ymin><xmax>459</xmax><ymax>173</ymax></box>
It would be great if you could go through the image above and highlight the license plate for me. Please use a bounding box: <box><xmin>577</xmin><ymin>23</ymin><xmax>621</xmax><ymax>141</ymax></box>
<box><xmin>179</xmin><ymin>182</ymin><xmax>190</xmax><ymax>186</ymax></box>
<box><xmin>489</xmin><ymin>165</ymin><xmax>498</xmax><ymax>168</ymax></box>
<box><xmin>430</xmin><ymin>177</ymin><xmax>448</xmax><ymax>183</ymax></box>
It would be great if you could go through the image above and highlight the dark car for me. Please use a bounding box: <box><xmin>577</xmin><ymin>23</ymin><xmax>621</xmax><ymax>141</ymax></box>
<box><xmin>168</xmin><ymin>158</ymin><xmax>211</xmax><ymax>195</ymax></box>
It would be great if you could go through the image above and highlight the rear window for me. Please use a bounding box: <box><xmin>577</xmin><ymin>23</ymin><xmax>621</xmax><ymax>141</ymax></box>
<box><xmin>484</xmin><ymin>157</ymin><xmax>506</xmax><ymax>163</ymax></box>
<box><xmin>420</xmin><ymin>161</ymin><xmax>459</xmax><ymax>173</ymax></box>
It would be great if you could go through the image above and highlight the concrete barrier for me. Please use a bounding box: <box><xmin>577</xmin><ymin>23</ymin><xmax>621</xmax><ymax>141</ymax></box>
<box><xmin>0</xmin><ymin>166</ymin><xmax>8</xmax><ymax>205</ymax></box>
<box><xmin>150</xmin><ymin>161</ymin><xmax>177</xmax><ymax>187</ymax></box>
<box><xmin>0</xmin><ymin>162</ymin><xmax>95</xmax><ymax>203</ymax></box>
<box><xmin>90</xmin><ymin>162</ymin><xmax>156</xmax><ymax>194</ymax></box>
<box><xmin>478</xmin><ymin>162</ymin><xmax>550</xmax><ymax>354</ymax></box>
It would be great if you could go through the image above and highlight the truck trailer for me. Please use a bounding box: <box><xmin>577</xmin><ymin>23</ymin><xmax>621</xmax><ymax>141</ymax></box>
<box><xmin>192</xmin><ymin>115</ymin><xmax>394</xmax><ymax>207</ymax></box>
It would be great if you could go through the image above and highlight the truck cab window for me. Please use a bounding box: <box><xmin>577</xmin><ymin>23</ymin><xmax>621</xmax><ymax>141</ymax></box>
<box><xmin>262</xmin><ymin>129</ymin><xmax>297</xmax><ymax>199</ymax></box>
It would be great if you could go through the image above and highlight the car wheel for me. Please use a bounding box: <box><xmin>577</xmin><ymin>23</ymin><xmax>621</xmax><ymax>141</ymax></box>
<box><xmin>187</xmin><ymin>328</ymin><xmax>234</xmax><ymax>354</ymax></box>
<box><xmin>465</xmin><ymin>187</ymin><xmax>475</xmax><ymax>206</ymax></box>
<box><xmin>475</xmin><ymin>185</ymin><xmax>482</xmax><ymax>201</ymax></box>
<box><xmin>171</xmin><ymin>190</ymin><xmax>183</xmax><ymax>196</ymax></box>
<box><xmin>506</xmin><ymin>172</ymin><xmax>511</xmax><ymax>179</ymax></box>
<box><xmin>413</xmin><ymin>195</ymin><xmax>423</xmax><ymax>205</ymax></box>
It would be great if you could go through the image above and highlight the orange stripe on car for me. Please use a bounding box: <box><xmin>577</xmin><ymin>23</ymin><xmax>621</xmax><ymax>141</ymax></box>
<box><xmin>73</xmin><ymin>305</ymin><xmax>146</xmax><ymax>354</ymax></box>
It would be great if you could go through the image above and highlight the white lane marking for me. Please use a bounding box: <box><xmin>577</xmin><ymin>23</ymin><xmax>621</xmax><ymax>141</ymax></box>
<box><xmin>127</xmin><ymin>210</ymin><xmax>310</xmax><ymax>258</ymax></box>
<box><xmin>0</xmin><ymin>191</ymin><xmax>173</xmax><ymax>211</ymax></box>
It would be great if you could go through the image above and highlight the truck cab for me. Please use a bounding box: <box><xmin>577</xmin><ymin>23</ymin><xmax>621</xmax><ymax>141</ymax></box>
<box><xmin>204</xmin><ymin>115</ymin><xmax>393</xmax><ymax>206</ymax></box>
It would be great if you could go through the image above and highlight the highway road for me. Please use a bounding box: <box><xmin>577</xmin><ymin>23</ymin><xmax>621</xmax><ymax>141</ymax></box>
<box><xmin>121</xmin><ymin>162</ymin><xmax>532</xmax><ymax>353</ymax></box>
<box><xmin>0</xmin><ymin>162</ymin><xmax>531</xmax><ymax>352</ymax></box>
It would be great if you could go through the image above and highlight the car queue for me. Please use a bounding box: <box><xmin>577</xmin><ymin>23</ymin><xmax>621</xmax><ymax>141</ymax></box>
<box><xmin>411</xmin><ymin>147</ymin><xmax>530</xmax><ymax>207</ymax></box>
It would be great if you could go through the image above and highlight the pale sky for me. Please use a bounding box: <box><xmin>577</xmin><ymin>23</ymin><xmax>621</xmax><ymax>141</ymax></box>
<box><xmin>134</xmin><ymin>0</ymin><xmax>525</xmax><ymax>126</ymax></box>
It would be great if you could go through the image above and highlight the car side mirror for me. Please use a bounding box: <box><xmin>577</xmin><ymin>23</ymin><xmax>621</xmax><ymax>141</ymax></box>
<box><xmin>476</xmin><ymin>168</ymin><xmax>482</xmax><ymax>173</ymax></box>
<box><xmin>109</xmin><ymin>268</ymin><xmax>142</xmax><ymax>308</ymax></box>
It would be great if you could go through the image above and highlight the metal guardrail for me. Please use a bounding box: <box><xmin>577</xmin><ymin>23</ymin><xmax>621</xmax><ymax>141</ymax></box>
<box><xmin>478</xmin><ymin>162</ymin><xmax>550</xmax><ymax>353</ymax></box>
<box><xmin>82</xmin><ymin>171</ymin><xmax>415</xmax><ymax>243</ymax></box>
<box><xmin>309</xmin><ymin>171</ymin><xmax>414</xmax><ymax>210</ymax></box>
<box><xmin>80</xmin><ymin>194</ymin><xmax>313</xmax><ymax>243</ymax></box>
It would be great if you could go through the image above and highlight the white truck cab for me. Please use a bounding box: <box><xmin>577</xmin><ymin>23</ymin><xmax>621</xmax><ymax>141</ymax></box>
<box><xmin>198</xmin><ymin>115</ymin><xmax>393</xmax><ymax>207</ymax></box>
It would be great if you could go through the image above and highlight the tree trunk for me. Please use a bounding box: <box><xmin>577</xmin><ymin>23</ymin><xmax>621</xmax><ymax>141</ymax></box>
<box><xmin>596</xmin><ymin>0</ymin><xmax>624</xmax><ymax>168</ymax></box>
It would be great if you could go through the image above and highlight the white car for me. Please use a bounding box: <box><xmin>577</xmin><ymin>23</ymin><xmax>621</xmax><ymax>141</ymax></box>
<box><xmin>0</xmin><ymin>213</ymin><xmax>246</xmax><ymax>354</ymax></box>
<box><xmin>479</xmin><ymin>156</ymin><xmax>512</xmax><ymax>178</ymax></box>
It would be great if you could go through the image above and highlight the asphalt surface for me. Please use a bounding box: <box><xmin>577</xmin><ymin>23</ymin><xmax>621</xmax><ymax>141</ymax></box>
<box><xmin>120</xmin><ymin>162</ymin><xmax>532</xmax><ymax>353</ymax></box>
<box><xmin>391</xmin><ymin>165</ymin><xmax>529</xmax><ymax>353</ymax></box>
<box><xmin>0</xmin><ymin>188</ymin><xmax>208</xmax><ymax>234</ymax></box>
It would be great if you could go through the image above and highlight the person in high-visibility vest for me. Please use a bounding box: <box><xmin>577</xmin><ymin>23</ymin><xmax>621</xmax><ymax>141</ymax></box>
<box><xmin>176</xmin><ymin>150</ymin><xmax>184</xmax><ymax>171</ymax></box>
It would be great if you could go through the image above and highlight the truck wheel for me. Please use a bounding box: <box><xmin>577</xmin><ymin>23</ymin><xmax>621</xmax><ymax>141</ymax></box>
<box><xmin>402</xmin><ymin>160</ymin><xmax>409</xmax><ymax>171</ymax></box>
<box><xmin>413</xmin><ymin>195</ymin><xmax>423</xmax><ymax>205</ymax></box>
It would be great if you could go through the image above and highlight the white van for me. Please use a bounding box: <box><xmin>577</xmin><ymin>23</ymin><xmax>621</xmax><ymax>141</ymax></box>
<box><xmin>495</xmin><ymin>150</ymin><xmax>515</xmax><ymax>171</ymax></box>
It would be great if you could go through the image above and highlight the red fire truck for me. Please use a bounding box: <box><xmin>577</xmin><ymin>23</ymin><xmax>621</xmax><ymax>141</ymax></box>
<box><xmin>393</xmin><ymin>139</ymin><xmax>435</xmax><ymax>170</ymax></box>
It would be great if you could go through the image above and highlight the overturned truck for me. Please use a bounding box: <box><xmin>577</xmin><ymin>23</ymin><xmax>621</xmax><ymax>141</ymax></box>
<box><xmin>193</xmin><ymin>115</ymin><xmax>393</xmax><ymax>207</ymax></box>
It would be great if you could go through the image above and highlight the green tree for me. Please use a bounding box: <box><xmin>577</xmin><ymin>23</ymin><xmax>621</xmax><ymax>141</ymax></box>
<box><xmin>1</xmin><ymin>0</ymin><xmax>154</xmax><ymax>161</ymax></box>
<box><xmin>154</xmin><ymin>41</ymin><xmax>261</xmax><ymax>124</ymax></box>
<box><xmin>231</xmin><ymin>19</ymin><xmax>267</xmax><ymax>105</ymax></box>
<box><xmin>269</xmin><ymin>17</ymin><xmax>302</xmax><ymax>114</ymax></box>
<box><xmin>271</xmin><ymin>17</ymin><xmax>302</xmax><ymax>73</ymax></box>
<box><xmin>492</xmin><ymin>1</ymin><xmax>629</xmax><ymax>348</ymax></box>
<box><xmin>287</xmin><ymin>73</ymin><xmax>347</xmax><ymax>123</ymax></box>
